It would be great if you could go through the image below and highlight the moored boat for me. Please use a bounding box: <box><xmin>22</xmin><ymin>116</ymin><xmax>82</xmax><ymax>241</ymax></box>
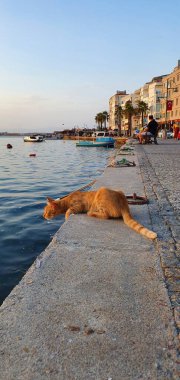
<box><xmin>76</xmin><ymin>138</ymin><xmax>114</xmax><ymax>148</ymax></box>
<box><xmin>76</xmin><ymin>131</ymin><xmax>115</xmax><ymax>148</ymax></box>
<box><xmin>23</xmin><ymin>135</ymin><xmax>44</xmax><ymax>142</ymax></box>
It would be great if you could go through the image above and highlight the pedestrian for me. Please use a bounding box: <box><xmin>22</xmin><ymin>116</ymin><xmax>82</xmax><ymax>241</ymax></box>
<box><xmin>173</xmin><ymin>123</ymin><xmax>179</xmax><ymax>139</ymax></box>
<box><xmin>138</xmin><ymin>115</ymin><xmax>159</xmax><ymax>144</ymax></box>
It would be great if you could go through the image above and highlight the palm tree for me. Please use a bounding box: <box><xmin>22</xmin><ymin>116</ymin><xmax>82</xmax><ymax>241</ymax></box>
<box><xmin>136</xmin><ymin>100</ymin><xmax>149</xmax><ymax>129</ymax></box>
<box><xmin>123</xmin><ymin>100</ymin><xmax>136</xmax><ymax>136</ymax></box>
<box><xmin>115</xmin><ymin>105</ymin><xmax>123</xmax><ymax>135</ymax></box>
<box><xmin>102</xmin><ymin>111</ymin><xmax>109</xmax><ymax>130</ymax></box>
<box><xmin>95</xmin><ymin>113</ymin><xmax>106</xmax><ymax>130</ymax></box>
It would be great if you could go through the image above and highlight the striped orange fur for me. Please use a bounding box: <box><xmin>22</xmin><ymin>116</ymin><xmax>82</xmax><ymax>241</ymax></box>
<box><xmin>43</xmin><ymin>187</ymin><xmax>157</xmax><ymax>240</ymax></box>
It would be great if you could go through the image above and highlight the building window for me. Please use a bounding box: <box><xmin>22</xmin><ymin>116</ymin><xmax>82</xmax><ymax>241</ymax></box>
<box><xmin>171</xmin><ymin>111</ymin><xmax>173</xmax><ymax>117</ymax></box>
<box><xmin>176</xmin><ymin>98</ymin><xmax>178</xmax><ymax>105</ymax></box>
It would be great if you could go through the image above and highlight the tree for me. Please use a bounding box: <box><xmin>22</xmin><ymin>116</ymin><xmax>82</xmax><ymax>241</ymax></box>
<box><xmin>123</xmin><ymin>100</ymin><xmax>136</xmax><ymax>136</ymax></box>
<box><xmin>115</xmin><ymin>105</ymin><xmax>123</xmax><ymax>135</ymax></box>
<box><xmin>136</xmin><ymin>100</ymin><xmax>149</xmax><ymax>129</ymax></box>
<box><xmin>95</xmin><ymin>113</ymin><xmax>106</xmax><ymax>130</ymax></box>
<box><xmin>102</xmin><ymin>111</ymin><xmax>109</xmax><ymax>130</ymax></box>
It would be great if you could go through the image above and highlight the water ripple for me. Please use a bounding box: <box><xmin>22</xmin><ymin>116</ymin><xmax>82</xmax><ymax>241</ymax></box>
<box><xmin>0</xmin><ymin>137</ymin><xmax>111</xmax><ymax>304</ymax></box>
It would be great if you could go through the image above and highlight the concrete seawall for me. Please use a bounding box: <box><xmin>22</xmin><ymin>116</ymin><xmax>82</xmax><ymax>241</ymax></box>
<box><xmin>0</xmin><ymin>144</ymin><xmax>179</xmax><ymax>379</ymax></box>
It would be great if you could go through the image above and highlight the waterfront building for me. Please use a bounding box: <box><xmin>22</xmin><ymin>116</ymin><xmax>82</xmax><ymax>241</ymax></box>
<box><xmin>159</xmin><ymin>60</ymin><xmax>180</xmax><ymax>129</ymax></box>
<box><xmin>131</xmin><ymin>88</ymin><xmax>141</xmax><ymax>131</ymax></box>
<box><xmin>108</xmin><ymin>61</ymin><xmax>180</xmax><ymax>135</ymax></box>
<box><xmin>139</xmin><ymin>83</ymin><xmax>149</xmax><ymax>126</ymax></box>
<box><xmin>120</xmin><ymin>93</ymin><xmax>132</xmax><ymax>134</ymax></box>
<box><xmin>140</xmin><ymin>83</ymin><xmax>149</xmax><ymax>104</ymax></box>
<box><xmin>109</xmin><ymin>90</ymin><xmax>128</xmax><ymax>131</ymax></box>
<box><xmin>148</xmin><ymin>76</ymin><xmax>167</xmax><ymax>122</ymax></box>
<box><xmin>133</xmin><ymin>77</ymin><xmax>167</xmax><ymax>129</ymax></box>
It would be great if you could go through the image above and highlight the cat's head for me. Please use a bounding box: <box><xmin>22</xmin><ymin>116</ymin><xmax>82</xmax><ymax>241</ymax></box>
<box><xmin>43</xmin><ymin>197</ymin><xmax>60</xmax><ymax>219</ymax></box>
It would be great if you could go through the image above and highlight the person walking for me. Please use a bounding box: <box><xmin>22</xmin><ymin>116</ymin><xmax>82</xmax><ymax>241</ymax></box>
<box><xmin>173</xmin><ymin>123</ymin><xmax>179</xmax><ymax>139</ymax></box>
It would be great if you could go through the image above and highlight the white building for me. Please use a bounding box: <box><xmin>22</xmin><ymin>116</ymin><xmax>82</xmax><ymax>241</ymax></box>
<box><xmin>148</xmin><ymin>76</ymin><xmax>166</xmax><ymax>121</ymax></box>
<box><xmin>108</xmin><ymin>75</ymin><xmax>167</xmax><ymax>135</ymax></box>
<box><xmin>109</xmin><ymin>90</ymin><xmax>128</xmax><ymax>130</ymax></box>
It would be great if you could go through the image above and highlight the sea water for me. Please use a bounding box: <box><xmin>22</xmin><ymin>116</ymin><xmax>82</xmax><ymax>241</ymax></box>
<box><xmin>0</xmin><ymin>137</ymin><xmax>112</xmax><ymax>304</ymax></box>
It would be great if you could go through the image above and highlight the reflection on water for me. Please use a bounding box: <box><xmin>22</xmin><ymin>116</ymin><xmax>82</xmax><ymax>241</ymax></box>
<box><xmin>0</xmin><ymin>137</ymin><xmax>112</xmax><ymax>304</ymax></box>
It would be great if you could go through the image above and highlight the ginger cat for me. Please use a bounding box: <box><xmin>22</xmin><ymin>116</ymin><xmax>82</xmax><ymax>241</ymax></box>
<box><xmin>43</xmin><ymin>187</ymin><xmax>157</xmax><ymax>240</ymax></box>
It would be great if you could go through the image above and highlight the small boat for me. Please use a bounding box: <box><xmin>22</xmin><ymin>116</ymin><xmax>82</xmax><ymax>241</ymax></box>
<box><xmin>76</xmin><ymin>138</ymin><xmax>114</xmax><ymax>148</ymax></box>
<box><xmin>23</xmin><ymin>135</ymin><xmax>44</xmax><ymax>142</ymax></box>
<box><xmin>76</xmin><ymin>132</ymin><xmax>115</xmax><ymax>148</ymax></box>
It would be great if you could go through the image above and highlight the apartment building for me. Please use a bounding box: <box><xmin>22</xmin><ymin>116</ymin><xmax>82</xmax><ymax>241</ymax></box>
<box><xmin>140</xmin><ymin>83</ymin><xmax>149</xmax><ymax>103</ymax></box>
<box><xmin>120</xmin><ymin>93</ymin><xmax>132</xmax><ymax>133</ymax></box>
<box><xmin>109</xmin><ymin>90</ymin><xmax>140</xmax><ymax>133</ymax></box>
<box><xmin>108</xmin><ymin>90</ymin><xmax>128</xmax><ymax>130</ymax></box>
<box><xmin>108</xmin><ymin>61</ymin><xmax>180</xmax><ymax>135</ymax></box>
<box><xmin>159</xmin><ymin>61</ymin><xmax>180</xmax><ymax>129</ymax></box>
<box><xmin>109</xmin><ymin>81</ymin><xmax>165</xmax><ymax>134</ymax></box>
<box><xmin>130</xmin><ymin>88</ymin><xmax>141</xmax><ymax>130</ymax></box>
<box><xmin>148</xmin><ymin>76</ymin><xmax>167</xmax><ymax>121</ymax></box>
<box><xmin>109</xmin><ymin>81</ymin><xmax>163</xmax><ymax>133</ymax></box>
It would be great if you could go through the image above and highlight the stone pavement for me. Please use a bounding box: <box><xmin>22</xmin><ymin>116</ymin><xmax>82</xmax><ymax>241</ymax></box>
<box><xmin>0</xmin><ymin>139</ymin><xmax>179</xmax><ymax>380</ymax></box>
<box><xmin>136</xmin><ymin>139</ymin><xmax>180</xmax><ymax>346</ymax></box>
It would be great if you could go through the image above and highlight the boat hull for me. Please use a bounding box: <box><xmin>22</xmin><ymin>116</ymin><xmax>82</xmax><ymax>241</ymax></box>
<box><xmin>76</xmin><ymin>137</ymin><xmax>115</xmax><ymax>148</ymax></box>
<box><xmin>76</xmin><ymin>141</ymin><xmax>114</xmax><ymax>147</ymax></box>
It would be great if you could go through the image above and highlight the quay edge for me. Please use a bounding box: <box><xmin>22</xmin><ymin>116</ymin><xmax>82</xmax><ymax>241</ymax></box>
<box><xmin>0</xmin><ymin>141</ymin><xmax>179</xmax><ymax>380</ymax></box>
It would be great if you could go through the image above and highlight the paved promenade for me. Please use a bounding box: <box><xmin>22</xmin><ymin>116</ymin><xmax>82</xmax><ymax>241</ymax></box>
<box><xmin>0</xmin><ymin>139</ymin><xmax>179</xmax><ymax>379</ymax></box>
<box><xmin>137</xmin><ymin>140</ymin><xmax>179</xmax><ymax>322</ymax></box>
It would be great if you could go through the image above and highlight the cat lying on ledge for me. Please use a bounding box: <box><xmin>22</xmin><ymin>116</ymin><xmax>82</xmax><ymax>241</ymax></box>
<box><xmin>43</xmin><ymin>187</ymin><xmax>157</xmax><ymax>240</ymax></box>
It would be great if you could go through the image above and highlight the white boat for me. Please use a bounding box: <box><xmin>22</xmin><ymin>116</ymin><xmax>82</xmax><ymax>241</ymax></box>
<box><xmin>23</xmin><ymin>135</ymin><xmax>44</xmax><ymax>142</ymax></box>
<box><xmin>92</xmin><ymin>131</ymin><xmax>110</xmax><ymax>138</ymax></box>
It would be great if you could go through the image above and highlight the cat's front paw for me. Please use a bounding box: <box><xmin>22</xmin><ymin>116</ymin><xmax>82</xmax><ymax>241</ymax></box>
<box><xmin>65</xmin><ymin>211</ymin><xmax>75</xmax><ymax>220</ymax></box>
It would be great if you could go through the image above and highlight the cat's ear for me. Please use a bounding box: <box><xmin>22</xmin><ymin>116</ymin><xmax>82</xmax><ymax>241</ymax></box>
<box><xmin>47</xmin><ymin>197</ymin><xmax>55</xmax><ymax>204</ymax></box>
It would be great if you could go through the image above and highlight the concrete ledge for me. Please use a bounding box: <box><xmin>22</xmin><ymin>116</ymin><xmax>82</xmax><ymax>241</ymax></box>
<box><xmin>0</xmin><ymin>148</ymin><xmax>178</xmax><ymax>380</ymax></box>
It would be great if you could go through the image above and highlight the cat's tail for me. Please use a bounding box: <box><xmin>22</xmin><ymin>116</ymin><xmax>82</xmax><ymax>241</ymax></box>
<box><xmin>122</xmin><ymin>212</ymin><xmax>157</xmax><ymax>240</ymax></box>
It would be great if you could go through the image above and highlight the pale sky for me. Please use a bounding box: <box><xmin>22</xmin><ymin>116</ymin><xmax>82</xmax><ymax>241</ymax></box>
<box><xmin>0</xmin><ymin>0</ymin><xmax>179</xmax><ymax>132</ymax></box>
